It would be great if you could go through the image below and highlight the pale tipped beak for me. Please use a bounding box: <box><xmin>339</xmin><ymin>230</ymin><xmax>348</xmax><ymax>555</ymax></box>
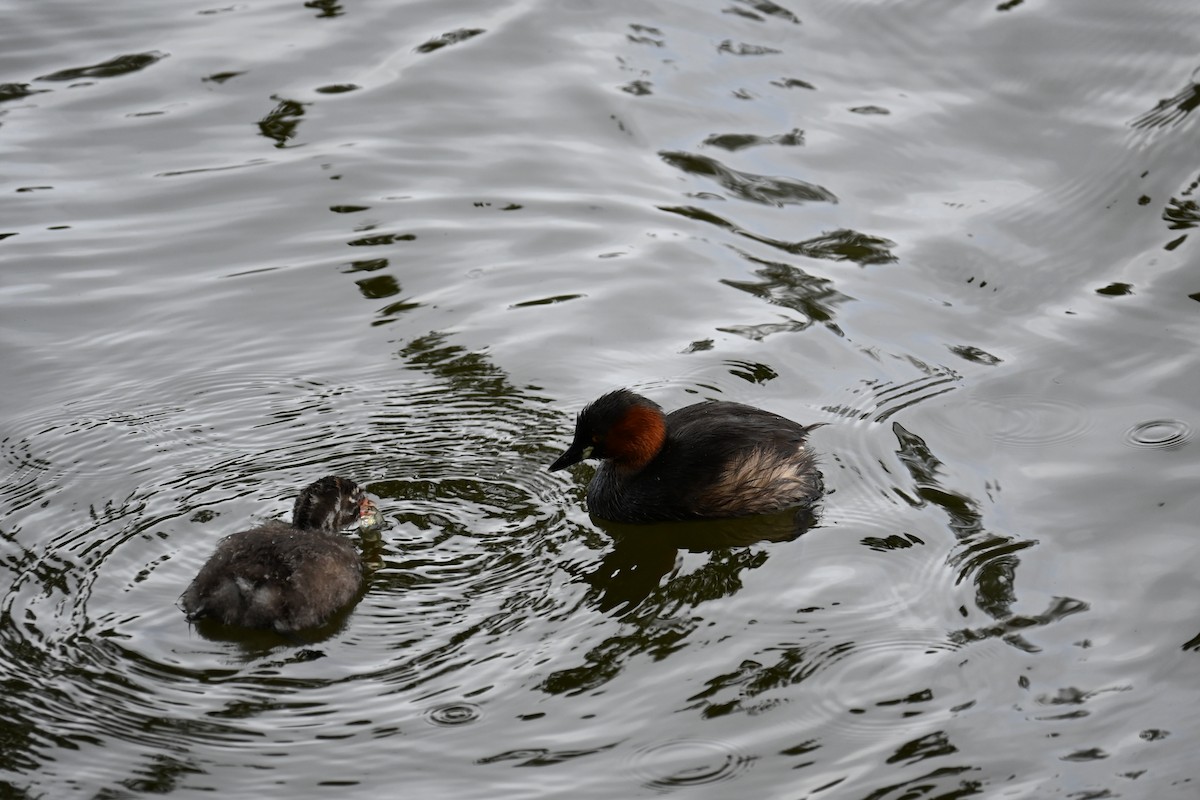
<box><xmin>550</xmin><ymin>442</ymin><xmax>592</xmax><ymax>472</ymax></box>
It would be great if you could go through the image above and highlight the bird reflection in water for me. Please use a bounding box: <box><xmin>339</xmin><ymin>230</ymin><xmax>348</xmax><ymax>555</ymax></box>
<box><xmin>583</xmin><ymin>505</ymin><xmax>820</xmax><ymax>614</ymax></box>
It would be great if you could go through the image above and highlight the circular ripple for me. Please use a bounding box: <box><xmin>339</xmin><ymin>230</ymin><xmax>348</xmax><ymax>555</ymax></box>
<box><xmin>800</xmin><ymin>638</ymin><xmax>963</xmax><ymax>740</ymax></box>
<box><xmin>942</xmin><ymin>395</ymin><xmax>1092</xmax><ymax>448</ymax></box>
<box><xmin>985</xmin><ymin>397</ymin><xmax>1091</xmax><ymax>447</ymax></box>
<box><xmin>1124</xmin><ymin>419</ymin><xmax>1192</xmax><ymax>450</ymax></box>
<box><xmin>425</xmin><ymin>703</ymin><xmax>482</xmax><ymax>726</ymax></box>
<box><xmin>631</xmin><ymin>739</ymin><xmax>753</xmax><ymax>790</ymax></box>
<box><xmin>0</xmin><ymin>398</ymin><xmax>215</xmax><ymax>486</ymax></box>
<box><xmin>0</xmin><ymin>370</ymin><xmax>330</xmax><ymax>488</ymax></box>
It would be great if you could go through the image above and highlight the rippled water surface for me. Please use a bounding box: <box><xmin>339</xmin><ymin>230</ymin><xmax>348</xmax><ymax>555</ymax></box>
<box><xmin>3</xmin><ymin>0</ymin><xmax>1198</xmax><ymax>797</ymax></box>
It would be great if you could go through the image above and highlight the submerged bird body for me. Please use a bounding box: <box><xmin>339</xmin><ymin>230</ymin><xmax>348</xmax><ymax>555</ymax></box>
<box><xmin>551</xmin><ymin>390</ymin><xmax>821</xmax><ymax>523</ymax></box>
<box><xmin>180</xmin><ymin>476</ymin><xmax>377</xmax><ymax>633</ymax></box>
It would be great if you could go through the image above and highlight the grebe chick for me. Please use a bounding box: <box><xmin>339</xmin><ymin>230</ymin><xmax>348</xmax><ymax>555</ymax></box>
<box><xmin>550</xmin><ymin>389</ymin><xmax>821</xmax><ymax>523</ymax></box>
<box><xmin>180</xmin><ymin>476</ymin><xmax>379</xmax><ymax>633</ymax></box>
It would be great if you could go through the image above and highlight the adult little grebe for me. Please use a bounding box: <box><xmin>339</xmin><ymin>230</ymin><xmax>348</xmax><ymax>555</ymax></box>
<box><xmin>550</xmin><ymin>389</ymin><xmax>822</xmax><ymax>523</ymax></box>
<box><xmin>180</xmin><ymin>476</ymin><xmax>380</xmax><ymax>633</ymax></box>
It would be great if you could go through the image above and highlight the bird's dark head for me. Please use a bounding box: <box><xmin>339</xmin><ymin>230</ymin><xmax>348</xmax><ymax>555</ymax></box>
<box><xmin>550</xmin><ymin>389</ymin><xmax>667</xmax><ymax>474</ymax></box>
<box><xmin>292</xmin><ymin>476</ymin><xmax>378</xmax><ymax>532</ymax></box>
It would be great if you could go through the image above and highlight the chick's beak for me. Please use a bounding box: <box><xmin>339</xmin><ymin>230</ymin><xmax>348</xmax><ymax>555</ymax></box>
<box><xmin>358</xmin><ymin>496</ymin><xmax>383</xmax><ymax>531</ymax></box>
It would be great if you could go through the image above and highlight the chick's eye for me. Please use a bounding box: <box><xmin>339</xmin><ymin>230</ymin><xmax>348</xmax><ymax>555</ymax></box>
<box><xmin>591</xmin><ymin>434</ymin><xmax>601</xmax><ymax>444</ymax></box>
